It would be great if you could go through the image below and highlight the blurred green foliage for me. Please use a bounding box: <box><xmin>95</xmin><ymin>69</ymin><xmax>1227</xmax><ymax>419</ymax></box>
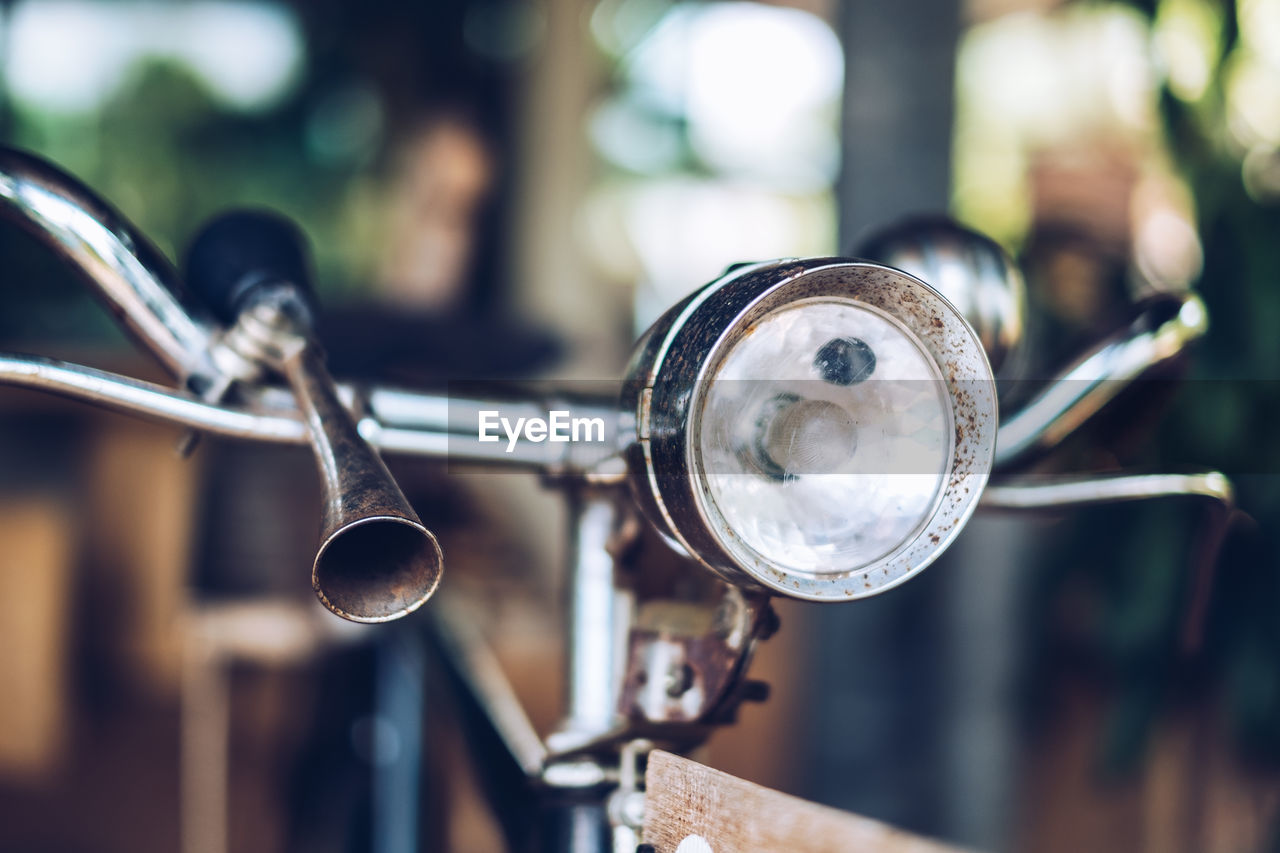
<box><xmin>0</xmin><ymin>0</ymin><xmax>519</xmax><ymax>345</ymax></box>
<box><xmin>1149</xmin><ymin>0</ymin><xmax>1280</xmax><ymax>764</ymax></box>
<box><xmin>1033</xmin><ymin>0</ymin><xmax>1280</xmax><ymax>772</ymax></box>
<box><xmin>0</xmin><ymin>57</ymin><xmax>370</xmax><ymax>344</ymax></box>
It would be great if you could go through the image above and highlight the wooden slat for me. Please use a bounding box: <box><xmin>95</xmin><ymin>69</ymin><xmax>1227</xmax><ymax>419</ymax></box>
<box><xmin>86</xmin><ymin>419</ymin><xmax>198</xmax><ymax>693</ymax></box>
<box><xmin>0</xmin><ymin>499</ymin><xmax>72</xmax><ymax>780</ymax></box>
<box><xmin>643</xmin><ymin>750</ymin><xmax>971</xmax><ymax>853</ymax></box>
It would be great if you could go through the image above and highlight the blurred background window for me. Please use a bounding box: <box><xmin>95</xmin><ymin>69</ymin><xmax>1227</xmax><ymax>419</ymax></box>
<box><xmin>582</xmin><ymin>0</ymin><xmax>843</xmax><ymax>332</ymax></box>
<box><xmin>0</xmin><ymin>0</ymin><xmax>529</xmax><ymax>347</ymax></box>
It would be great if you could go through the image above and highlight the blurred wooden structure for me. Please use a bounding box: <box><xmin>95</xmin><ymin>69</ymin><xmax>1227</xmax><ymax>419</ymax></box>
<box><xmin>1018</xmin><ymin>678</ymin><xmax>1280</xmax><ymax>853</ymax></box>
<box><xmin>642</xmin><ymin>750</ymin><xmax>970</xmax><ymax>853</ymax></box>
<box><xmin>0</xmin><ymin>499</ymin><xmax>72</xmax><ymax>779</ymax></box>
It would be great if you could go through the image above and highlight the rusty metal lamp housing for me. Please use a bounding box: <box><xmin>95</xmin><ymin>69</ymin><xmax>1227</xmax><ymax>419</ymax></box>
<box><xmin>623</xmin><ymin>259</ymin><xmax>998</xmax><ymax>601</ymax></box>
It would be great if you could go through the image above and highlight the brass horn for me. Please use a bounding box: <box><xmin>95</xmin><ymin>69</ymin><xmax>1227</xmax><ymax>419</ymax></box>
<box><xmin>186</xmin><ymin>211</ymin><xmax>443</xmax><ymax>623</ymax></box>
<box><xmin>283</xmin><ymin>339</ymin><xmax>443</xmax><ymax>623</ymax></box>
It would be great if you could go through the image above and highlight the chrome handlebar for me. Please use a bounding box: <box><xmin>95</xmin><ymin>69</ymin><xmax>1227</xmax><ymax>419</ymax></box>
<box><xmin>0</xmin><ymin>352</ymin><xmax>623</xmax><ymax>471</ymax></box>
<box><xmin>0</xmin><ymin>144</ymin><xmax>1213</xmax><ymax>478</ymax></box>
<box><xmin>0</xmin><ymin>299</ymin><xmax>1209</xmax><ymax>480</ymax></box>
<box><xmin>0</xmin><ymin>146</ymin><xmax>1232</xmax><ymax>616</ymax></box>
<box><xmin>0</xmin><ymin>147</ymin><xmax>225</xmax><ymax>387</ymax></box>
<box><xmin>993</xmin><ymin>293</ymin><xmax>1209</xmax><ymax>468</ymax></box>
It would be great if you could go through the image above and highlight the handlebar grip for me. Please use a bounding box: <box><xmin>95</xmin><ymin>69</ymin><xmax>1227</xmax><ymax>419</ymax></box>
<box><xmin>184</xmin><ymin>209</ymin><xmax>318</xmax><ymax>326</ymax></box>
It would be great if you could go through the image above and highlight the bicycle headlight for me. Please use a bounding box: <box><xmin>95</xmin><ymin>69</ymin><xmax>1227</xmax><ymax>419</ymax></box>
<box><xmin>623</xmin><ymin>259</ymin><xmax>997</xmax><ymax>601</ymax></box>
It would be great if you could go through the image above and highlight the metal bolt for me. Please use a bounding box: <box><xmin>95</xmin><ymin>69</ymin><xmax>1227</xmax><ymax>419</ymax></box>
<box><xmin>665</xmin><ymin>662</ymin><xmax>695</xmax><ymax>698</ymax></box>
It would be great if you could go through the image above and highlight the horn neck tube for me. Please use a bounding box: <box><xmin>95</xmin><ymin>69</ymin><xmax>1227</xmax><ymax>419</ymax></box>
<box><xmin>221</xmin><ymin>295</ymin><xmax>443</xmax><ymax>623</ymax></box>
<box><xmin>282</xmin><ymin>341</ymin><xmax>443</xmax><ymax>622</ymax></box>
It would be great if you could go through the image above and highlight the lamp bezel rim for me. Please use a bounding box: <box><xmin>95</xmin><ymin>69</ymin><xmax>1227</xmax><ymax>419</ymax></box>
<box><xmin>625</xmin><ymin>257</ymin><xmax>997</xmax><ymax>600</ymax></box>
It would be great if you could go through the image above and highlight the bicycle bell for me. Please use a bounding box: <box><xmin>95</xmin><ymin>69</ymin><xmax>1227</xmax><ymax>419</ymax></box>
<box><xmin>856</xmin><ymin>216</ymin><xmax>1026</xmax><ymax>377</ymax></box>
<box><xmin>622</xmin><ymin>258</ymin><xmax>998</xmax><ymax>601</ymax></box>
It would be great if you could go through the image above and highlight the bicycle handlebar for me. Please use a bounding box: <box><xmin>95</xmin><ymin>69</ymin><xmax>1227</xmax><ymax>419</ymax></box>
<box><xmin>0</xmin><ymin>146</ymin><xmax>1232</xmax><ymax>617</ymax></box>
<box><xmin>0</xmin><ymin>148</ymin><xmax>226</xmax><ymax>388</ymax></box>
<box><xmin>994</xmin><ymin>292</ymin><xmax>1208</xmax><ymax>468</ymax></box>
<box><xmin>0</xmin><ymin>145</ymin><xmax>1210</xmax><ymax>478</ymax></box>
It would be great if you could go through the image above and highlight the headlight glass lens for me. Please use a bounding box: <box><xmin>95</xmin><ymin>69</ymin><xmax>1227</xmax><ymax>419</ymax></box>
<box><xmin>695</xmin><ymin>298</ymin><xmax>953</xmax><ymax>575</ymax></box>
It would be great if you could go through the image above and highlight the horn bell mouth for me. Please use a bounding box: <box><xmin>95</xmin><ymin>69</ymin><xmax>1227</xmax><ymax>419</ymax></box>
<box><xmin>313</xmin><ymin>516</ymin><xmax>443</xmax><ymax>623</ymax></box>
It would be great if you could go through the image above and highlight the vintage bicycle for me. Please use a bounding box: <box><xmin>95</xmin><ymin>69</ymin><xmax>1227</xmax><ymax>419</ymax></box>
<box><xmin>0</xmin><ymin>147</ymin><xmax>1232</xmax><ymax>852</ymax></box>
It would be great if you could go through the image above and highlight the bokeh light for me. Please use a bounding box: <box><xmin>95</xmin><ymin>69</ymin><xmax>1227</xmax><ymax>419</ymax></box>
<box><xmin>583</xmin><ymin>1</ymin><xmax>843</xmax><ymax>331</ymax></box>
<box><xmin>5</xmin><ymin>1</ymin><xmax>304</xmax><ymax>115</ymax></box>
